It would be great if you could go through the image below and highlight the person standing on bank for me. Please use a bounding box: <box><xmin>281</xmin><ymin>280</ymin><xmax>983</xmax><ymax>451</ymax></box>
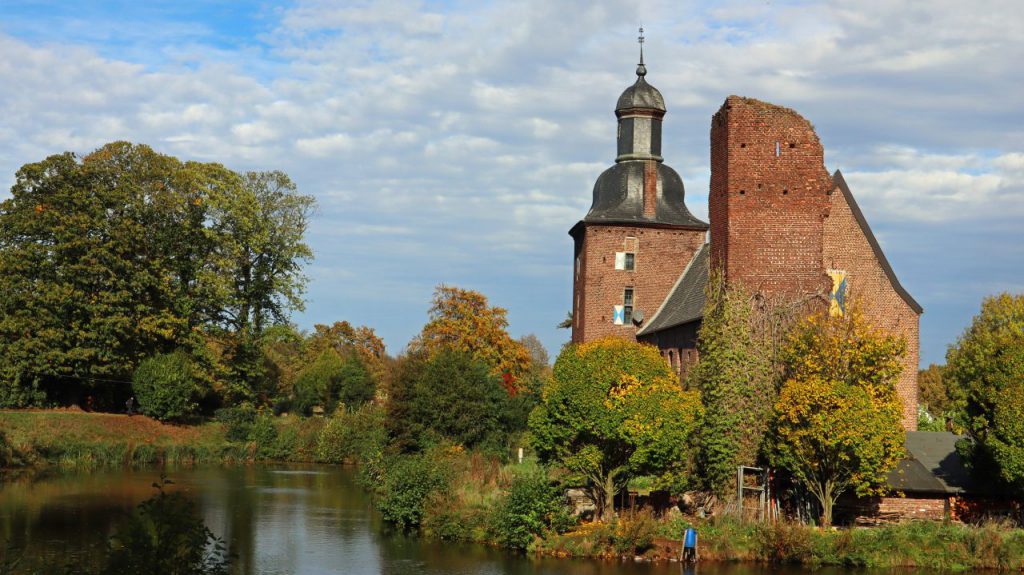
<box><xmin>126</xmin><ymin>396</ymin><xmax>134</xmax><ymax>416</ymax></box>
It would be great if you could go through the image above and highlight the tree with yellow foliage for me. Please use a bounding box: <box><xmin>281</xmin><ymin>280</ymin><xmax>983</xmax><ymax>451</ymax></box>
<box><xmin>416</xmin><ymin>285</ymin><xmax>532</xmax><ymax>392</ymax></box>
<box><xmin>768</xmin><ymin>305</ymin><xmax>905</xmax><ymax>526</ymax></box>
<box><xmin>529</xmin><ymin>337</ymin><xmax>703</xmax><ymax>521</ymax></box>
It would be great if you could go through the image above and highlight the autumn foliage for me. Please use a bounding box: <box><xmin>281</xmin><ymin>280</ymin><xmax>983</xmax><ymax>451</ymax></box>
<box><xmin>417</xmin><ymin>285</ymin><xmax>532</xmax><ymax>392</ymax></box>
<box><xmin>768</xmin><ymin>306</ymin><xmax>906</xmax><ymax>526</ymax></box>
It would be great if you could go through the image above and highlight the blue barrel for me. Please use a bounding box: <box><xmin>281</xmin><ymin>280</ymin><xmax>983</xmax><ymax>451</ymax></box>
<box><xmin>684</xmin><ymin>527</ymin><xmax>697</xmax><ymax>549</ymax></box>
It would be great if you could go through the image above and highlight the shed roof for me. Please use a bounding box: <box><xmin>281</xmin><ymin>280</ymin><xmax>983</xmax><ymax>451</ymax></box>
<box><xmin>887</xmin><ymin>431</ymin><xmax>973</xmax><ymax>495</ymax></box>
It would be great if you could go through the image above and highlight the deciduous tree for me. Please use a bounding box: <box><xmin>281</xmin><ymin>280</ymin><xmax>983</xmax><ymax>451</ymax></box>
<box><xmin>417</xmin><ymin>285</ymin><xmax>531</xmax><ymax>391</ymax></box>
<box><xmin>768</xmin><ymin>307</ymin><xmax>905</xmax><ymax>526</ymax></box>
<box><xmin>529</xmin><ymin>337</ymin><xmax>703</xmax><ymax>521</ymax></box>
<box><xmin>0</xmin><ymin>143</ymin><xmax>315</xmax><ymax>408</ymax></box>
<box><xmin>918</xmin><ymin>363</ymin><xmax>949</xmax><ymax>415</ymax></box>
<box><xmin>401</xmin><ymin>349</ymin><xmax>514</xmax><ymax>454</ymax></box>
<box><xmin>0</xmin><ymin>143</ymin><xmax>231</xmax><ymax>405</ymax></box>
<box><xmin>946</xmin><ymin>293</ymin><xmax>1024</xmax><ymax>488</ymax></box>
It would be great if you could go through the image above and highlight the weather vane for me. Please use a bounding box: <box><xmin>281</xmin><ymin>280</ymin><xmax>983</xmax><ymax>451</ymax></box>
<box><xmin>638</xmin><ymin>26</ymin><xmax>645</xmax><ymax>65</ymax></box>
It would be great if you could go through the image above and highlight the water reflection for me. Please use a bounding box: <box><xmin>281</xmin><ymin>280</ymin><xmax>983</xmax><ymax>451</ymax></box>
<box><xmin>1</xmin><ymin>466</ymin><xmax>886</xmax><ymax>575</ymax></box>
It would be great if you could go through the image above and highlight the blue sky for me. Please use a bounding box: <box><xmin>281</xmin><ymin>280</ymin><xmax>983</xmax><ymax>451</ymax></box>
<box><xmin>1</xmin><ymin>0</ymin><xmax>1022</xmax><ymax>366</ymax></box>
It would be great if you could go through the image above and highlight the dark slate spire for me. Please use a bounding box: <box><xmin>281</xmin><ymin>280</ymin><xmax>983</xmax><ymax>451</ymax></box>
<box><xmin>581</xmin><ymin>30</ymin><xmax>707</xmax><ymax>230</ymax></box>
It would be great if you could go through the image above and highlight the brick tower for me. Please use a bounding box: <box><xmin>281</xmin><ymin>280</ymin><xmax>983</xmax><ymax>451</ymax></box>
<box><xmin>570</xmin><ymin>40</ymin><xmax>708</xmax><ymax>343</ymax></box>
<box><xmin>709</xmin><ymin>96</ymin><xmax>833</xmax><ymax>299</ymax></box>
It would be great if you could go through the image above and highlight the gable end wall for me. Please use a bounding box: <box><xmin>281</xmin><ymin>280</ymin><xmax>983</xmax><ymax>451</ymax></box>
<box><xmin>823</xmin><ymin>183</ymin><xmax>920</xmax><ymax>430</ymax></box>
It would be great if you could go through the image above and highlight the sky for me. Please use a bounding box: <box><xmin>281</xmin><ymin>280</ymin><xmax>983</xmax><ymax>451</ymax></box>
<box><xmin>0</xmin><ymin>0</ymin><xmax>1022</xmax><ymax>366</ymax></box>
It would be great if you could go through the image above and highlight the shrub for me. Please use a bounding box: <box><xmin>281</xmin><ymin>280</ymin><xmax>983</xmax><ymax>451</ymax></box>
<box><xmin>272</xmin><ymin>416</ymin><xmax>324</xmax><ymax>462</ymax></box>
<box><xmin>316</xmin><ymin>403</ymin><xmax>387</xmax><ymax>464</ymax></box>
<box><xmin>612</xmin><ymin>509</ymin><xmax>659</xmax><ymax>555</ymax></box>
<box><xmin>131</xmin><ymin>352</ymin><xmax>201</xmax><ymax>422</ymax></box>
<box><xmin>0</xmin><ymin>374</ymin><xmax>46</xmax><ymax>408</ymax></box>
<box><xmin>214</xmin><ymin>404</ymin><xmax>257</xmax><ymax>442</ymax></box>
<box><xmin>0</xmin><ymin>429</ymin><xmax>20</xmax><ymax>468</ymax></box>
<box><xmin>422</xmin><ymin>499</ymin><xmax>490</xmax><ymax>542</ymax></box>
<box><xmin>249</xmin><ymin>413</ymin><xmax>280</xmax><ymax>460</ymax></box>
<box><xmin>378</xmin><ymin>453</ymin><xmax>452</xmax><ymax>530</ymax></box>
<box><xmin>754</xmin><ymin>521</ymin><xmax>813</xmax><ymax>564</ymax></box>
<box><xmin>490</xmin><ymin>468</ymin><xmax>572</xmax><ymax>549</ymax></box>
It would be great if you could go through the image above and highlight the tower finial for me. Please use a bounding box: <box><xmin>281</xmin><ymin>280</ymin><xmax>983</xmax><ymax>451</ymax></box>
<box><xmin>636</xmin><ymin>26</ymin><xmax>647</xmax><ymax>77</ymax></box>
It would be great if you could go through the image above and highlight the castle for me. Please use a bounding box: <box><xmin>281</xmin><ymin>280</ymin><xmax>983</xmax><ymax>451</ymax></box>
<box><xmin>569</xmin><ymin>57</ymin><xmax>922</xmax><ymax>430</ymax></box>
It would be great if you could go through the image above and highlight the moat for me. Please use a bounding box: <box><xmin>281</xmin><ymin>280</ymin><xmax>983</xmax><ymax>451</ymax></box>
<box><xmin>0</xmin><ymin>464</ymin><xmax>911</xmax><ymax>574</ymax></box>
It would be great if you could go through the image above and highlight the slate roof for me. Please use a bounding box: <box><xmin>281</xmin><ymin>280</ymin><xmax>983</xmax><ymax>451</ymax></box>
<box><xmin>583</xmin><ymin>162</ymin><xmax>709</xmax><ymax>229</ymax></box>
<box><xmin>636</xmin><ymin>243</ymin><xmax>709</xmax><ymax>336</ymax></box>
<box><xmin>887</xmin><ymin>431</ymin><xmax>974</xmax><ymax>495</ymax></box>
<box><xmin>616</xmin><ymin>74</ymin><xmax>666</xmax><ymax>113</ymax></box>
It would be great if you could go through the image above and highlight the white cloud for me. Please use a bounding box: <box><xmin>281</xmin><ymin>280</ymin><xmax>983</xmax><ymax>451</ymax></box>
<box><xmin>844</xmin><ymin>149</ymin><xmax>1024</xmax><ymax>223</ymax></box>
<box><xmin>0</xmin><ymin>0</ymin><xmax>1022</xmax><ymax>365</ymax></box>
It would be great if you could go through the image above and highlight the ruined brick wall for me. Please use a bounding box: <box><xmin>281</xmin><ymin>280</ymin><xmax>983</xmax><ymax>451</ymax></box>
<box><xmin>841</xmin><ymin>495</ymin><xmax>949</xmax><ymax>524</ymax></box>
<box><xmin>878</xmin><ymin>496</ymin><xmax>947</xmax><ymax>521</ymax></box>
<box><xmin>572</xmin><ymin>224</ymin><xmax>705</xmax><ymax>343</ymax></box>
<box><xmin>709</xmin><ymin>96</ymin><xmax>833</xmax><ymax>299</ymax></box>
<box><xmin>823</xmin><ymin>182</ymin><xmax>921</xmax><ymax>430</ymax></box>
<box><xmin>707</xmin><ymin>95</ymin><xmax>920</xmax><ymax>429</ymax></box>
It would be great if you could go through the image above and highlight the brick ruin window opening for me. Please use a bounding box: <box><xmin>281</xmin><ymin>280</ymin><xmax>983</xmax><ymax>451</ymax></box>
<box><xmin>775</xmin><ymin>141</ymin><xmax>781</xmax><ymax>157</ymax></box>
<box><xmin>623</xmin><ymin>288</ymin><xmax>634</xmax><ymax>324</ymax></box>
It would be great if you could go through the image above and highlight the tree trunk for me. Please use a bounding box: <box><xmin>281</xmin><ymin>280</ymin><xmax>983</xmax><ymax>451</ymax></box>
<box><xmin>820</xmin><ymin>485</ymin><xmax>834</xmax><ymax>527</ymax></box>
<box><xmin>601</xmin><ymin>474</ymin><xmax>617</xmax><ymax>522</ymax></box>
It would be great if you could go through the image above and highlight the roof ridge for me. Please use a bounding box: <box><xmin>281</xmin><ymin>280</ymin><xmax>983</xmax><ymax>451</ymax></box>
<box><xmin>636</xmin><ymin>242</ymin><xmax>708</xmax><ymax>336</ymax></box>
<box><xmin>831</xmin><ymin>170</ymin><xmax>923</xmax><ymax>314</ymax></box>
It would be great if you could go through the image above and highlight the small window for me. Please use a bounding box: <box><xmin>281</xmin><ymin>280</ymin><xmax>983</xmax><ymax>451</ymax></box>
<box><xmin>624</xmin><ymin>252</ymin><xmax>635</xmax><ymax>271</ymax></box>
<box><xmin>623</xmin><ymin>288</ymin><xmax>634</xmax><ymax>324</ymax></box>
<box><xmin>575</xmin><ymin>256</ymin><xmax>581</xmax><ymax>280</ymax></box>
<box><xmin>775</xmin><ymin>141</ymin><xmax>781</xmax><ymax>157</ymax></box>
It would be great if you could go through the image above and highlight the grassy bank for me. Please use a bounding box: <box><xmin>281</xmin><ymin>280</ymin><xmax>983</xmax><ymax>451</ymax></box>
<box><xmin>535</xmin><ymin>516</ymin><xmax>1024</xmax><ymax>571</ymax></box>
<box><xmin>0</xmin><ymin>409</ymin><xmax>324</xmax><ymax>470</ymax></box>
<box><xmin>357</xmin><ymin>446</ymin><xmax>1024</xmax><ymax>572</ymax></box>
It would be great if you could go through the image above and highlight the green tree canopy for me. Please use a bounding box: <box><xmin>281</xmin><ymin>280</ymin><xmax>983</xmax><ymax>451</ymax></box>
<box><xmin>946</xmin><ymin>293</ymin><xmax>1024</xmax><ymax>488</ymax></box>
<box><xmin>768</xmin><ymin>307</ymin><xmax>905</xmax><ymax>526</ymax></box>
<box><xmin>132</xmin><ymin>352</ymin><xmax>202</xmax><ymax>422</ymax></box>
<box><xmin>388</xmin><ymin>348</ymin><xmax>516</xmax><ymax>454</ymax></box>
<box><xmin>529</xmin><ymin>337</ymin><xmax>703</xmax><ymax>522</ymax></box>
<box><xmin>0</xmin><ymin>142</ymin><xmax>314</xmax><ymax>408</ymax></box>
<box><xmin>292</xmin><ymin>349</ymin><xmax>375</xmax><ymax>416</ymax></box>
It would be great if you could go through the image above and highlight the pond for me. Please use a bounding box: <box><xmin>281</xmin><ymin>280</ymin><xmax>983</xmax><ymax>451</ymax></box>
<box><xmin>1</xmin><ymin>465</ymin><xmax>884</xmax><ymax>574</ymax></box>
